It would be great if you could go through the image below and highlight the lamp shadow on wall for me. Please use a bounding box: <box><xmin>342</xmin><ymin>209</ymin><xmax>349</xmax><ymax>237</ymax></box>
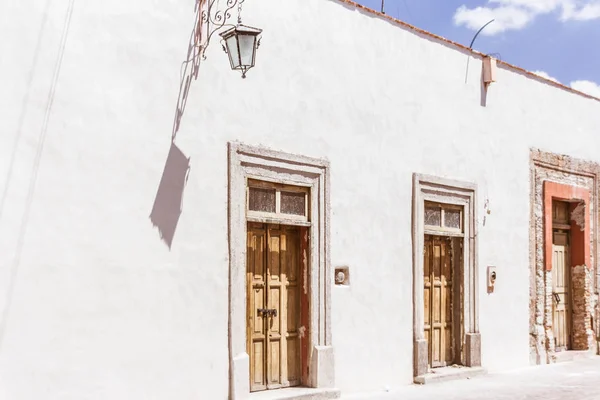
<box><xmin>172</xmin><ymin>0</ymin><xmax>204</xmax><ymax>140</ymax></box>
<box><xmin>149</xmin><ymin>1</ymin><xmax>203</xmax><ymax>249</ymax></box>
<box><xmin>150</xmin><ymin>141</ymin><xmax>191</xmax><ymax>249</ymax></box>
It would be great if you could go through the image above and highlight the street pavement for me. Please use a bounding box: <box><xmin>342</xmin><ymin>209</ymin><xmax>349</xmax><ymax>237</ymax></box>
<box><xmin>342</xmin><ymin>358</ymin><xmax>600</xmax><ymax>400</ymax></box>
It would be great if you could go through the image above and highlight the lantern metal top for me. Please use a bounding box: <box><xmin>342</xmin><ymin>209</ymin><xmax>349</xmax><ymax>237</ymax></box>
<box><xmin>219</xmin><ymin>24</ymin><xmax>262</xmax><ymax>40</ymax></box>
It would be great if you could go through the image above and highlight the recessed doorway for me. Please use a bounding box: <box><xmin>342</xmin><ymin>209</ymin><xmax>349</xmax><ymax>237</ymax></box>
<box><xmin>423</xmin><ymin>203</ymin><xmax>464</xmax><ymax>370</ymax></box>
<box><xmin>245</xmin><ymin>180</ymin><xmax>311</xmax><ymax>394</ymax></box>
<box><xmin>412</xmin><ymin>174</ymin><xmax>481</xmax><ymax>382</ymax></box>
<box><xmin>552</xmin><ymin>200</ymin><xmax>572</xmax><ymax>352</ymax></box>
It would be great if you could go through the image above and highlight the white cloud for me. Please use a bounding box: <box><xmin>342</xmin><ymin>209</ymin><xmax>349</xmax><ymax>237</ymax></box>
<box><xmin>570</xmin><ymin>80</ymin><xmax>600</xmax><ymax>98</ymax></box>
<box><xmin>454</xmin><ymin>5</ymin><xmax>533</xmax><ymax>34</ymax></box>
<box><xmin>532</xmin><ymin>70</ymin><xmax>559</xmax><ymax>82</ymax></box>
<box><xmin>562</xmin><ymin>2</ymin><xmax>600</xmax><ymax>20</ymax></box>
<box><xmin>491</xmin><ymin>0</ymin><xmax>567</xmax><ymax>14</ymax></box>
<box><xmin>454</xmin><ymin>0</ymin><xmax>600</xmax><ymax>35</ymax></box>
<box><xmin>528</xmin><ymin>73</ymin><xmax>600</xmax><ymax>98</ymax></box>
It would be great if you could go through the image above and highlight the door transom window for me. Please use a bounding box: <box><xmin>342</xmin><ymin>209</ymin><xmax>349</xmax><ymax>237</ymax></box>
<box><xmin>247</xmin><ymin>179</ymin><xmax>310</xmax><ymax>225</ymax></box>
<box><xmin>424</xmin><ymin>202</ymin><xmax>463</xmax><ymax>235</ymax></box>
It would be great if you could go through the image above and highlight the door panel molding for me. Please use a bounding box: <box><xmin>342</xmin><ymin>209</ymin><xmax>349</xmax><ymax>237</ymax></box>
<box><xmin>247</xmin><ymin>224</ymin><xmax>267</xmax><ymax>391</ymax></box>
<box><xmin>551</xmin><ymin>230</ymin><xmax>571</xmax><ymax>351</ymax></box>
<box><xmin>424</xmin><ymin>236</ymin><xmax>454</xmax><ymax>368</ymax></box>
<box><xmin>246</xmin><ymin>224</ymin><xmax>302</xmax><ymax>391</ymax></box>
<box><xmin>228</xmin><ymin>142</ymin><xmax>333</xmax><ymax>399</ymax></box>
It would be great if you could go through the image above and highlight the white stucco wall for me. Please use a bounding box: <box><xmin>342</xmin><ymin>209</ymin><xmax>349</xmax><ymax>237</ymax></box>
<box><xmin>0</xmin><ymin>0</ymin><xmax>599</xmax><ymax>399</ymax></box>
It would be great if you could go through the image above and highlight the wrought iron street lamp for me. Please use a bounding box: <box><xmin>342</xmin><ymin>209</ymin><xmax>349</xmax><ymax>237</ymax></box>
<box><xmin>199</xmin><ymin>0</ymin><xmax>262</xmax><ymax>78</ymax></box>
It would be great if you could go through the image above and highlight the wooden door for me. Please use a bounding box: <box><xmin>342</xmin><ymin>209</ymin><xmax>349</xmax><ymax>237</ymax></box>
<box><xmin>424</xmin><ymin>235</ymin><xmax>453</xmax><ymax>368</ymax></box>
<box><xmin>552</xmin><ymin>231</ymin><xmax>571</xmax><ymax>351</ymax></box>
<box><xmin>247</xmin><ymin>223</ymin><xmax>302</xmax><ymax>392</ymax></box>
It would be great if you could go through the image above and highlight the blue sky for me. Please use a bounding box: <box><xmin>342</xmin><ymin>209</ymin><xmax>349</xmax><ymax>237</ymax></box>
<box><xmin>355</xmin><ymin>0</ymin><xmax>600</xmax><ymax>97</ymax></box>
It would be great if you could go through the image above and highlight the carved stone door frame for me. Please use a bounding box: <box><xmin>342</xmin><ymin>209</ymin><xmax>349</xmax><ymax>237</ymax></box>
<box><xmin>228</xmin><ymin>142</ymin><xmax>334</xmax><ymax>399</ymax></box>
<box><xmin>412</xmin><ymin>173</ymin><xmax>481</xmax><ymax>379</ymax></box>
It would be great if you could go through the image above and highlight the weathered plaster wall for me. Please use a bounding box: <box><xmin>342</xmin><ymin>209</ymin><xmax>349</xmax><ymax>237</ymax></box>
<box><xmin>1</xmin><ymin>0</ymin><xmax>599</xmax><ymax>398</ymax></box>
<box><xmin>530</xmin><ymin>153</ymin><xmax>599</xmax><ymax>364</ymax></box>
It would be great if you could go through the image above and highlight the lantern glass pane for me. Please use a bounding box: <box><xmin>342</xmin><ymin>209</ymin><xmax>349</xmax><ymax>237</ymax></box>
<box><xmin>225</xmin><ymin>35</ymin><xmax>240</xmax><ymax>69</ymax></box>
<box><xmin>238</xmin><ymin>34</ymin><xmax>256</xmax><ymax>67</ymax></box>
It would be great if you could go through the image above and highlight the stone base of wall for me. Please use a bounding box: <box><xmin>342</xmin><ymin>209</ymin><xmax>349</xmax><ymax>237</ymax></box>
<box><xmin>572</xmin><ymin>265</ymin><xmax>594</xmax><ymax>350</ymax></box>
<box><xmin>413</xmin><ymin>339</ymin><xmax>428</xmax><ymax>377</ymax></box>
<box><xmin>531</xmin><ymin>324</ymin><xmax>547</xmax><ymax>365</ymax></box>
<box><xmin>465</xmin><ymin>333</ymin><xmax>482</xmax><ymax>367</ymax></box>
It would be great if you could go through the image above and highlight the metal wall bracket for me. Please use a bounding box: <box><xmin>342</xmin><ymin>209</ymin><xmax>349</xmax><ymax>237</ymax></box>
<box><xmin>197</xmin><ymin>0</ymin><xmax>246</xmax><ymax>60</ymax></box>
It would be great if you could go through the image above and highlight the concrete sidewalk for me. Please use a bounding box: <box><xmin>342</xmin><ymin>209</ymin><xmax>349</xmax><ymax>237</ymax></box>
<box><xmin>341</xmin><ymin>358</ymin><xmax>600</xmax><ymax>400</ymax></box>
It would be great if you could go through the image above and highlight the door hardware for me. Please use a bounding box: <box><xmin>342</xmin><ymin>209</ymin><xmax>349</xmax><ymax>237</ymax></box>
<box><xmin>553</xmin><ymin>293</ymin><xmax>561</xmax><ymax>304</ymax></box>
<box><xmin>257</xmin><ymin>308</ymin><xmax>277</xmax><ymax>317</ymax></box>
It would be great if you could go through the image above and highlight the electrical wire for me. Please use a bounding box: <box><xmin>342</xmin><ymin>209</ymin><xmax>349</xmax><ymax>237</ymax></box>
<box><xmin>0</xmin><ymin>0</ymin><xmax>76</xmax><ymax>356</ymax></box>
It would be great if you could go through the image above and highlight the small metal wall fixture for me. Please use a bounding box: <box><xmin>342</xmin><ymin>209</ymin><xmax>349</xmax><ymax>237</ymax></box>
<box><xmin>335</xmin><ymin>266</ymin><xmax>350</xmax><ymax>286</ymax></box>
<box><xmin>198</xmin><ymin>0</ymin><xmax>262</xmax><ymax>78</ymax></box>
<box><xmin>487</xmin><ymin>266</ymin><xmax>497</xmax><ymax>293</ymax></box>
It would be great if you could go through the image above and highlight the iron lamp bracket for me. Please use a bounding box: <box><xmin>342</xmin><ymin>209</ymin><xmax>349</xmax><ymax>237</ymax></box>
<box><xmin>197</xmin><ymin>0</ymin><xmax>246</xmax><ymax>60</ymax></box>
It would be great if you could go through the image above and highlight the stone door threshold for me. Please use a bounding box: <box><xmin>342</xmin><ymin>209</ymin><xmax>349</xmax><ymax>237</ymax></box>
<box><xmin>414</xmin><ymin>366</ymin><xmax>487</xmax><ymax>385</ymax></box>
<box><xmin>553</xmin><ymin>349</ymin><xmax>596</xmax><ymax>364</ymax></box>
<box><xmin>249</xmin><ymin>387</ymin><xmax>341</xmax><ymax>400</ymax></box>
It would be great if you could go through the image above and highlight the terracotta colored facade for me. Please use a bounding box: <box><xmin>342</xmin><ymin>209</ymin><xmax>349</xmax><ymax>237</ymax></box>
<box><xmin>543</xmin><ymin>182</ymin><xmax>590</xmax><ymax>272</ymax></box>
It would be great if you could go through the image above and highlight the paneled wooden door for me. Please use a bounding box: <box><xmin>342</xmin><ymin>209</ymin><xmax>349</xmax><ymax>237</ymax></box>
<box><xmin>552</xmin><ymin>230</ymin><xmax>571</xmax><ymax>351</ymax></box>
<box><xmin>246</xmin><ymin>222</ymin><xmax>303</xmax><ymax>392</ymax></box>
<box><xmin>424</xmin><ymin>235</ymin><xmax>453</xmax><ymax>368</ymax></box>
